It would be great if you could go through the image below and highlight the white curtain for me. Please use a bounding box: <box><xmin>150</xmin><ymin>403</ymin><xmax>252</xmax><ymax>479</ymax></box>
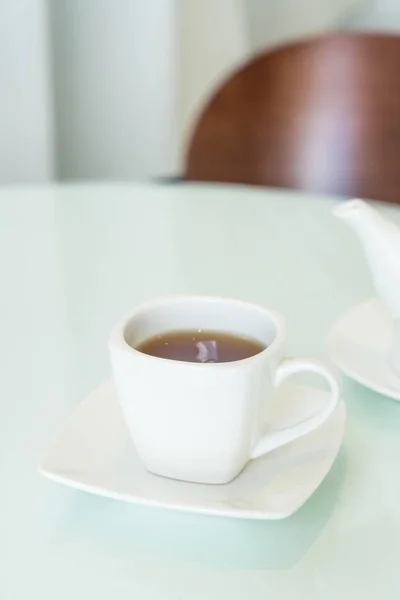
<box><xmin>0</xmin><ymin>0</ymin><xmax>361</xmax><ymax>184</ymax></box>
<box><xmin>0</xmin><ymin>0</ymin><xmax>54</xmax><ymax>183</ymax></box>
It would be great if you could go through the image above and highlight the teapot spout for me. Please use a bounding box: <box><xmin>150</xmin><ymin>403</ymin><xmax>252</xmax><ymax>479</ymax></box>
<box><xmin>333</xmin><ymin>199</ymin><xmax>382</xmax><ymax>231</ymax></box>
<box><xmin>333</xmin><ymin>199</ymin><xmax>400</xmax><ymax>320</ymax></box>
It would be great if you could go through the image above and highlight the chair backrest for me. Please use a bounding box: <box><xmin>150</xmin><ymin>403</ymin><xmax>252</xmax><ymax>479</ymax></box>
<box><xmin>185</xmin><ymin>34</ymin><xmax>400</xmax><ymax>204</ymax></box>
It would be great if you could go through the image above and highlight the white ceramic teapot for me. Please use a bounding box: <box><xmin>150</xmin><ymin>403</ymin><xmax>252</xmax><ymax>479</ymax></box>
<box><xmin>333</xmin><ymin>199</ymin><xmax>400</xmax><ymax>377</ymax></box>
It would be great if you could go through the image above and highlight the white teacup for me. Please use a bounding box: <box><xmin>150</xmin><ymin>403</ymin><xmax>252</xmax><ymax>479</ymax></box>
<box><xmin>109</xmin><ymin>296</ymin><xmax>341</xmax><ymax>484</ymax></box>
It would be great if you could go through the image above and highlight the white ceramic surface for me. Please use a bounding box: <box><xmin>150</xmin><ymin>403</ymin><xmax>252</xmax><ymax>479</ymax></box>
<box><xmin>110</xmin><ymin>296</ymin><xmax>341</xmax><ymax>484</ymax></box>
<box><xmin>327</xmin><ymin>298</ymin><xmax>400</xmax><ymax>400</ymax></box>
<box><xmin>334</xmin><ymin>199</ymin><xmax>400</xmax><ymax>377</ymax></box>
<box><xmin>4</xmin><ymin>183</ymin><xmax>400</xmax><ymax>600</ymax></box>
<box><xmin>40</xmin><ymin>381</ymin><xmax>346</xmax><ymax>520</ymax></box>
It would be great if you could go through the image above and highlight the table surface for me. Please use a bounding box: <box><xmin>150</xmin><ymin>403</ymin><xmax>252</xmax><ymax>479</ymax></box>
<box><xmin>2</xmin><ymin>182</ymin><xmax>400</xmax><ymax>599</ymax></box>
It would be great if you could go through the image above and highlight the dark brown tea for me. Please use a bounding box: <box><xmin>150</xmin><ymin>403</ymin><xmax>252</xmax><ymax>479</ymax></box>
<box><xmin>136</xmin><ymin>330</ymin><xmax>266</xmax><ymax>363</ymax></box>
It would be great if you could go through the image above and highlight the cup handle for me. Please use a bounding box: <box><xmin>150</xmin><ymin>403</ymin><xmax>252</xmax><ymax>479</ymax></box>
<box><xmin>251</xmin><ymin>358</ymin><xmax>341</xmax><ymax>459</ymax></box>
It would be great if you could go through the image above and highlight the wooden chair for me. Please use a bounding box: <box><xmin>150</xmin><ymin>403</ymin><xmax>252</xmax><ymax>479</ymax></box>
<box><xmin>185</xmin><ymin>34</ymin><xmax>400</xmax><ymax>204</ymax></box>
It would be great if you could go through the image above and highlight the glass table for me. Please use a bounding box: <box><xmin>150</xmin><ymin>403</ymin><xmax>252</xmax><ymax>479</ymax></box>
<box><xmin>2</xmin><ymin>182</ymin><xmax>399</xmax><ymax>599</ymax></box>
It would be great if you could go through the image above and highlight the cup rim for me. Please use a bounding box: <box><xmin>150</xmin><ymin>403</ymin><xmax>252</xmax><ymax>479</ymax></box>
<box><xmin>109</xmin><ymin>295</ymin><xmax>286</xmax><ymax>367</ymax></box>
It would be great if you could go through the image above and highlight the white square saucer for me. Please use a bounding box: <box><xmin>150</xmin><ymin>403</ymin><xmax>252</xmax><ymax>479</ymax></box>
<box><xmin>40</xmin><ymin>381</ymin><xmax>345</xmax><ymax>520</ymax></box>
<box><xmin>327</xmin><ymin>298</ymin><xmax>400</xmax><ymax>400</ymax></box>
